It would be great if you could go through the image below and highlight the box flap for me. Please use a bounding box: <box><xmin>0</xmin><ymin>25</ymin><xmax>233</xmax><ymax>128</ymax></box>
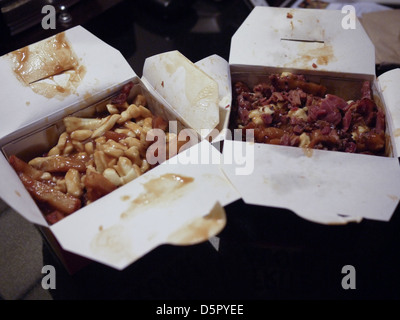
<box><xmin>229</xmin><ymin>7</ymin><xmax>375</xmax><ymax>77</ymax></box>
<box><xmin>50</xmin><ymin>140</ymin><xmax>241</xmax><ymax>270</ymax></box>
<box><xmin>0</xmin><ymin>26</ymin><xmax>136</xmax><ymax>140</ymax></box>
<box><xmin>377</xmin><ymin>68</ymin><xmax>400</xmax><ymax>157</ymax></box>
<box><xmin>142</xmin><ymin>51</ymin><xmax>229</xmax><ymax>139</ymax></box>
<box><xmin>221</xmin><ymin>140</ymin><xmax>400</xmax><ymax>225</ymax></box>
<box><xmin>194</xmin><ymin>54</ymin><xmax>232</xmax><ymax>142</ymax></box>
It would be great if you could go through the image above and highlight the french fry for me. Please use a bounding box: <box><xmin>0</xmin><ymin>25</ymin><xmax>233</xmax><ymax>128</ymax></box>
<box><xmin>71</xmin><ymin>129</ymin><xmax>93</xmax><ymax>141</ymax></box>
<box><xmin>84</xmin><ymin>170</ymin><xmax>117</xmax><ymax>202</ymax></box>
<box><xmin>133</xmin><ymin>94</ymin><xmax>147</xmax><ymax>107</ymax></box>
<box><xmin>101</xmin><ymin>139</ymin><xmax>127</xmax><ymax>158</ymax></box>
<box><xmin>106</xmin><ymin>103</ymin><xmax>120</xmax><ymax>114</ymax></box>
<box><xmin>91</xmin><ymin>114</ymin><xmax>121</xmax><ymax>138</ymax></box>
<box><xmin>9</xmin><ymin>155</ymin><xmax>45</xmax><ymax>180</ymax></box>
<box><xmin>93</xmin><ymin>150</ymin><xmax>108</xmax><ymax>174</ymax></box>
<box><xmin>18</xmin><ymin>173</ymin><xmax>81</xmax><ymax>215</ymax></box>
<box><xmin>65</xmin><ymin>168</ymin><xmax>83</xmax><ymax>198</ymax></box>
<box><xmin>64</xmin><ymin>117</ymin><xmax>103</xmax><ymax>133</ymax></box>
<box><xmin>45</xmin><ymin>211</ymin><xmax>65</xmax><ymax>225</ymax></box>
<box><xmin>29</xmin><ymin>155</ymin><xmax>86</xmax><ymax>173</ymax></box>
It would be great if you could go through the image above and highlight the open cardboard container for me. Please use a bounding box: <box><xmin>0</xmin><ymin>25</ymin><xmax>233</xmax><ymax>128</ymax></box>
<box><xmin>0</xmin><ymin>26</ymin><xmax>240</xmax><ymax>272</ymax></box>
<box><xmin>221</xmin><ymin>6</ymin><xmax>400</xmax><ymax>225</ymax></box>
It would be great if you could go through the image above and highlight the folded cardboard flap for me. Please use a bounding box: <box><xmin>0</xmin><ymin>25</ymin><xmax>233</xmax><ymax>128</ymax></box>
<box><xmin>230</xmin><ymin>6</ymin><xmax>375</xmax><ymax>77</ymax></box>
<box><xmin>9</xmin><ymin>32</ymin><xmax>80</xmax><ymax>86</ymax></box>
<box><xmin>0</xmin><ymin>25</ymin><xmax>136</xmax><ymax>140</ymax></box>
<box><xmin>221</xmin><ymin>140</ymin><xmax>400</xmax><ymax>225</ymax></box>
<box><xmin>142</xmin><ymin>51</ymin><xmax>220</xmax><ymax>138</ymax></box>
<box><xmin>377</xmin><ymin>68</ymin><xmax>400</xmax><ymax>157</ymax></box>
<box><xmin>194</xmin><ymin>54</ymin><xmax>233</xmax><ymax>142</ymax></box>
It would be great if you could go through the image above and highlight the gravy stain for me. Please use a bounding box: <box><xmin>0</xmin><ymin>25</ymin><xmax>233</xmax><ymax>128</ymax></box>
<box><xmin>29</xmin><ymin>65</ymin><xmax>86</xmax><ymax>99</ymax></box>
<box><xmin>167</xmin><ymin>202</ymin><xmax>226</xmax><ymax>245</ymax></box>
<box><xmin>90</xmin><ymin>173</ymin><xmax>196</xmax><ymax>264</ymax></box>
<box><xmin>9</xmin><ymin>32</ymin><xmax>86</xmax><ymax>99</ymax></box>
<box><xmin>394</xmin><ymin>128</ymin><xmax>400</xmax><ymax>137</ymax></box>
<box><xmin>120</xmin><ymin>173</ymin><xmax>195</xmax><ymax>220</ymax></box>
<box><xmin>90</xmin><ymin>225</ymin><xmax>135</xmax><ymax>264</ymax></box>
<box><xmin>302</xmin><ymin>147</ymin><xmax>314</xmax><ymax>158</ymax></box>
<box><xmin>121</xmin><ymin>195</ymin><xmax>131</xmax><ymax>201</ymax></box>
<box><xmin>388</xmin><ymin>194</ymin><xmax>399</xmax><ymax>202</ymax></box>
<box><xmin>286</xmin><ymin>43</ymin><xmax>336</xmax><ymax>69</ymax></box>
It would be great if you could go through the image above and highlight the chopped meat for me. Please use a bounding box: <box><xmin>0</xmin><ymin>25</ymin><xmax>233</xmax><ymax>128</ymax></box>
<box><xmin>232</xmin><ymin>74</ymin><xmax>386</xmax><ymax>156</ymax></box>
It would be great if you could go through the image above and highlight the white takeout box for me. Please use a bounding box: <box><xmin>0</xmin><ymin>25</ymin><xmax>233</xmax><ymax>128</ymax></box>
<box><xmin>221</xmin><ymin>6</ymin><xmax>400</xmax><ymax>225</ymax></box>
<box><xmin>0</xmin><ymin>26</ymin><xmax>240</xmax><ymax>271</ymax></box>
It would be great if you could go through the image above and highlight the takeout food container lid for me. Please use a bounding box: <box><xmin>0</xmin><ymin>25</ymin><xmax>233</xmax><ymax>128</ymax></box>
<box><xmin>222</xmin><ymin>6</ymin><xmax>400</xmax><ymax>225</ymax></box>
<box><xmin>0</xmin><ymin>26</ymin><xmax>135</xmax><ymax>140</ymax></box>
<box><xmin>0</xmin><ymin>26</ymin><xmax>240</xmax><ymax>270</ymax></box>
<box><xmin>229</xmin><ymin>6</ymin><xmax>375</xmax><ymax>78</ymax></box>
<box><xmin>142</xmin><ymin>50</ymin><xmax>232</xmax><ymax>141</ymax></box>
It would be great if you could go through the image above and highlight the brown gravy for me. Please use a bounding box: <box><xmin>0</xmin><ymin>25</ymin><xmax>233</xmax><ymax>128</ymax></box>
<box><xmin>9</xmin><ymin>32</ymin><xmax>86</xmax><ymax>99</ymax></box>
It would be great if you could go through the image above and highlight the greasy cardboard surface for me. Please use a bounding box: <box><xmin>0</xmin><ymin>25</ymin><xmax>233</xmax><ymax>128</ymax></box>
<box><xmin>222</xmin><ymin>140</ymin><xmax>400</xmax><ymax>224</ymax></box>
<box><xmin>194</xmin><ymin>54</ymin><xmax>233</xmax><ymax>142</ymax></box>
<box><xmin>50</xmin><ymin>140</ymin><xmax>239</xmax><ymax>270</ymax></box>
<box><xmin>142</xmin><ymin>52</ymin><xmax>233</xmax><ymax>142</ymax></box>
<box><xmin>378</xmin><ymin>68</ymin><xmax>400</xmax><ymax>156</ymax></box>
<box><xmin>229</xmin><ymin>6</ymin><xmax>375</xmax><ymax>78</ymax></box>
<box><xmin>142</xmin><ymin>51</ymin><xmax>220</xmax><ymax>138</ymax></box>
<box><xmin>0</xmin><ymin>26</ymin><xmax>135</xmax><ymax>140</ymax></box>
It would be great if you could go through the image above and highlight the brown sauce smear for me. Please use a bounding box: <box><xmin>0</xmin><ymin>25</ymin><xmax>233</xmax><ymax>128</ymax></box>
<box><xmin>9</xmin><ymin>32</ymin><xmax>86</xmax><ymax>99</ymax></box>
<box><xmin>286</xmin><ymin>43</ymin><xmax>336</xmax><ymax>69</ymax></box>
<box><xmin>90</xmin><ymin>174</ymin><xmax>195</xmax><ymax>264</ymax></box>
<box><xmin>121</xmin><ymin>173</ymin><xmax>194</xmax><ymax>219</ymax></box>
<box><xmin>167</xmin><ymin>203</ymin><xmax>226</xmax><ymax>245</ymax></box>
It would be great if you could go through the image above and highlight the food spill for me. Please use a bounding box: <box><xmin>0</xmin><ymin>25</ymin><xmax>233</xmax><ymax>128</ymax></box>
<box><xmin>167</xmin><ymin>202</ymin><xmax>226</xmax><ymax>245</ymax></box>
<box><xmin>90</xmin><ymin>174</ymin><xmax>196</xmax><ymax>264</ymax></box>
<box><xmin>9</xmin><ymin>32</ymin><xmax>86</xmax><ymax>99</ymax></box>
<box><xmin>90</xmin><ymin>225</ymin><xmax>135</xmax><ymax>264</ymax></box>
<box><xmin>388</xmin><ymin>194</ymin><xmax>399</xmax><ymax>202</ymax></box>
<box><xmin>302</xmin><ymin>147</ymin><xmax>314</xmax><ymax>158</ymax></box>
<box><xmin>285</xmin><ymin>43</ymin><xmax>336</xmax><ymax>69</ymax></box>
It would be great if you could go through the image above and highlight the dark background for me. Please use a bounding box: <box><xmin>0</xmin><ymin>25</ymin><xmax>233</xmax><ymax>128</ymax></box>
<box><xmin>0</xmin><ymin>0</ymin><xmax>399</xmax><ymax>301</ymax></box>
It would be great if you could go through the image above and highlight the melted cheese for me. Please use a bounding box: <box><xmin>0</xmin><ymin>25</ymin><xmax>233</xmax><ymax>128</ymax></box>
<box><xmin>249</xmin><ymin>106</ymin><xmax>275</xmax><ymax>125</ymax></box>
<box><xmin>299</xmin><ymin>133</ymin><xmax>310</xmax><ymax>148</ymax></box>
<box><xmin>288</xmin><ymin>107</ymin><xmax>308</xmax><ymax>121</ymax></box>
<box><xmin>351</xmin><ymin>125</ymin><xmax>368</xmax><ymax>140</ymax></box>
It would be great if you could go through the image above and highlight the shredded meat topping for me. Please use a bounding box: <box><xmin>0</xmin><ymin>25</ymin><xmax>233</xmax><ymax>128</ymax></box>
<box><xmin>231</xmin><ymin>73</ymin><xmax>386</xmax><ymax>156</ymax></box>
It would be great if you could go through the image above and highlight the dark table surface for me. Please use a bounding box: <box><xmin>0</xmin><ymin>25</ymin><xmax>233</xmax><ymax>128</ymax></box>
<box><xmin>1</xmin><ymin>0</ymin><xmax>399</xmax><ymax>302</ymax></box>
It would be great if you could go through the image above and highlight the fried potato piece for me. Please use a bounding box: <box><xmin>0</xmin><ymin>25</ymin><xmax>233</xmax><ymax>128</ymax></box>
<box><xmin>45</xmin><ymin>211</ymin><xmax>66</xmax><ymax>225</ymax></box>
<box><xmin>29</xmin><ymin>155</ymin><xmax>86</xmax><ymax>173</ymax></box>
<box><xmin>84</xmin><ymin>170</ymin><xmax>117</xmax><ymax>202</ymax></box>
<box><xmin>18</xmin><ymin>173</ymin><xmax>81</xmax><ymax>215</ymax></box>
<box><xmin>9</xmin><ymin>155</ymin><xmax>45</xmax><ymax>180</ymax></box>
<box><xmin>64</xmin><ymin>117</ymin><xmax>103</xmax><ymax>133</ymax></box>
